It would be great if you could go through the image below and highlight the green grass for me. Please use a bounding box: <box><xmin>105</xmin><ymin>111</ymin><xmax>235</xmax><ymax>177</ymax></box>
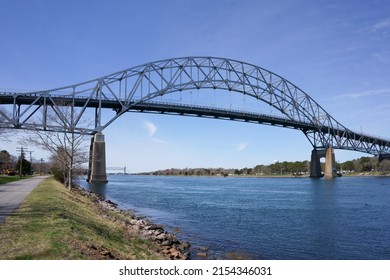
<box><xmin>0</xmin><ymin>175</ymin><xmax>22</xmax><ymax>184</ymax></box>
<box><xmin>0</xmin><ymin>178</ymin><xmax>164</xmax><ymax>260</ymax></box>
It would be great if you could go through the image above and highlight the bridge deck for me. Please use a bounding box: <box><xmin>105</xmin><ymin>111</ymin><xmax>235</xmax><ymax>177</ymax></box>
<box><xmin>1</xmin><ymin>91</ymin><xmax>390</xmax><ymax>156</ymax></box>
<box><xmin>0</xmin><ymin>92</ymin><xmax>318</xmax><ymax>130</ymax></box>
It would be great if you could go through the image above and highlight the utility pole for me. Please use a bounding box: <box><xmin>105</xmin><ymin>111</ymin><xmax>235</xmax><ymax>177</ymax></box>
<box><xmin>29</xmin><ymin>150</ymin><xmax>34</xmax><ymax>175</ymax></box>
<box><xmin>40</xmin><ymin>158</ymin><xmax>45</xmax><ymax>175</ymax></box>
<box><xmin>16</xmin><ymin>147</ymin><xmax>28</xmax><ymax>178</ymax></box>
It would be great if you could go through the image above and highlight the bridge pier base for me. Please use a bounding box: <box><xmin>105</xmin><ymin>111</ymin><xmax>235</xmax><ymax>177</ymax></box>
<box><xmin>309</xmin><ymin>147</ymin><xmax>337</xmax><ymax>178</ymax></box>
<box><xmin>310</xmin><ymin>149</ymin><xmax>325</xmax><ymax>178</ymax></box>
<box><xmin>324</xmin><ymin>147</ymin><xmax>337</xmax><ymax>179</ymax></box>
<box><xmin>87</xmin><ymin>132</ymin><xmax>108</xmax><ymax>183</ymax></box>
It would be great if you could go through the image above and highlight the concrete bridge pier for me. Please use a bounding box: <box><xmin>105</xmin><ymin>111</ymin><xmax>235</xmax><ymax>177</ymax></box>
<box><xmin>309</xmin><ymin>147</ymin><xmax>337</xmax><ymax>178</ymax></box>
<box><xmin>87</xmin><ymin>132</ymin><xmax>108</xmax><ymax>183</ymax></box>
<box><xmin>310</xmin><ymin>149</ymin><xmax>324</xmax><ymax>177</ymax></box>
<box><xmin>324</xmin><ymin>147</ymin><xmax>337</xmax><ymax>179</ymax></box>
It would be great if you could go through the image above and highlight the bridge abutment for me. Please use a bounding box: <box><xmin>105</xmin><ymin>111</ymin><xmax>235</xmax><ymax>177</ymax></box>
<box><xmin>87</xmin><ymin>132</ymin><xmax>108</xmax><ymax>183</ymax></box>
<box><xmin>309</xmin><ymin>147</ymin><xmax>337</xmax><ymax>178</ymax></box>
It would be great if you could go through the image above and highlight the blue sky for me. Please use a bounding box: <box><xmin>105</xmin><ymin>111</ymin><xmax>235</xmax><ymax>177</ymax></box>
<box><xmin>1</xmin><ymin>0</ymin><xmax>390</xmax><ymax>172</ymax></box>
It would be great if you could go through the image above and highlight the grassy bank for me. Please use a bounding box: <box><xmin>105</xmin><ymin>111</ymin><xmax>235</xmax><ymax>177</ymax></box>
<box><xmin>0</xmin><ymin>175</ymin><xmax>22</xmax><ymax>184</ymax></box>
<box><xmin>0</xmin><ymin>178</ymin><xmax>164</xmax><ymax>260</ymax></box>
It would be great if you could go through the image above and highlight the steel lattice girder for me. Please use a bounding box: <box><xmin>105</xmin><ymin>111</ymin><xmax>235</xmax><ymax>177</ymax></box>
<box><xmin>1</xmin><ymin>57</ymin><xmax>390</xmax><ymax>156</ymax></box>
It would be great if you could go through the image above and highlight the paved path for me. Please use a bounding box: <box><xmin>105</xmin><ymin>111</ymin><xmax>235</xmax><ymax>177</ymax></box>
<box><xmin>0</xmin><ymin>176</ymin><xmax>49</xmax><ymax>224</ymax></box>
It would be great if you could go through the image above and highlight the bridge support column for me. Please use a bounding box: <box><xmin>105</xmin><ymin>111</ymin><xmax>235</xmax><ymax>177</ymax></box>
<box><xmin>309</xmin><ymin>148</ymin><xmax>337</xmax><ymax>178</ymax></box>
<box><xmin>87</xmin><ymin>132</ymin><xmax>108</xmax><ymax>183</ymax></box>
<box><xmin>324</xmin><ymin>147</ymin><xmax>337</xmax><ymax>179</ymax></box>
<box><xmin>310</xmin><ymin>149</ymin><xmax>323</xmax><ymax>178</ymax></box>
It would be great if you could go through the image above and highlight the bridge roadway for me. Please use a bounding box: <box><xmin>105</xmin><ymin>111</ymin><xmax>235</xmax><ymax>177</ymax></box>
<box><xmin>0</xmin><ymin>91</ymin><xmax>321</xmax><ymax>130</ymax></box>
<box><xmin>1</xmin><ymin>92</ymin><xmax>390</xmax><ymax>155</ymax></box>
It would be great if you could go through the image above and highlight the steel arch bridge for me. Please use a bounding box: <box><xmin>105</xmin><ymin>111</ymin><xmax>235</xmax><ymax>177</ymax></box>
<box><xmin>1</xmin><ymin>57</ymin><xmax>390</xmax><ymax>180</ymax></box>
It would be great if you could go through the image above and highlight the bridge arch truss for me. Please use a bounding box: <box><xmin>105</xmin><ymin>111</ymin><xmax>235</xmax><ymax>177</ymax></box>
<box><xmin>1</xmin><ymin>57</ymin><xmax>390</xmax><ymax>157</ymax></box>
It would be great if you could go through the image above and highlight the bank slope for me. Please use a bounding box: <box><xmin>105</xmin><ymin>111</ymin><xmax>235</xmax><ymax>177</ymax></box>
<box><xmin>0</xmin><ymin>178</ymin><xmax>165</xmax><ymax>260</ymax></box>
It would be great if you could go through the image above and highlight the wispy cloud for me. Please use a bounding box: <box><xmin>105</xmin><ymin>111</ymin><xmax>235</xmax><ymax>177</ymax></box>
<box><xmin>237</xmin><ymin>142</ymin><xmax>248</xmax><ymax>151</ymax></box>
<box><xmin>372</xmin><ymin>19</ymin><xmax>390</xmax><ymax>32</ymax></box>
<box><xmin>143</xmin><ymin>120</ymin><xmax>170</xmax><ymax>144</ymax></box>
<box><xmin>372</xmin><ymin>52</ymin><xmax>390</xmax><ymax>63</ymax></box>
<box><xmin>331</xmin><ymin>88</ymin><xmax>390</xmax><ymax>100</ymax></box>
<box><xmin>152</xmin><ymin>138</ymin><xmax>170</xmax><ymax>144</ymax></box>
<box><xmin>144</xmin><ymin>121</ymin><xmax>157</xmax><ymax>136</ymax></box>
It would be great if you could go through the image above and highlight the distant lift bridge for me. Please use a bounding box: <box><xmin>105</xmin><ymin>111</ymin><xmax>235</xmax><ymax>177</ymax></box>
<box><xmin>107</xmin><ymin>167</ymin><xmax>127</xmax><ymax>175</ymax></box>
<box><xmin>1</xmin><ymin>57</ymin><xmax>390</xmax><ymax>182</ymax></box>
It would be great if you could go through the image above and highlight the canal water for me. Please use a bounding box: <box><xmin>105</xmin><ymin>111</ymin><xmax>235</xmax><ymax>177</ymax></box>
<box><xmin>79</xmin><ymin>175</ymin><xmax>390</xmax><ymax>260</ymax></box>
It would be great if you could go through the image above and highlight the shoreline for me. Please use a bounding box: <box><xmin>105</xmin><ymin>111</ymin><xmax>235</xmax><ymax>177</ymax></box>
<box><xmin>73</xmin><ymin>185</ymin><xmax>191</xmax><ymax>260</ymax></box>
<box><xmin>80</xmin><ymin>181</ymin><xmax>266</xmax><ymax>260</ymax></box>
<box><xmin>129</xmin><ymin>172</ymin><xmax>390</xmax><ymax>179</ymax></box>
<box><xmin>80</xmin><ymin>172</ymin><xmax>390</xmax><ymax>260</ymax></box>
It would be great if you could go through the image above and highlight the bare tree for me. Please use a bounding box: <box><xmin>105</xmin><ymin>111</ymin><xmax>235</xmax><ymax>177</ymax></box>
<box><xmin>0</xmin><ymin>108</ymin><xmax>11</xmax><ymax>143</ymax></box>
<box><xmin>25</xmin><ymin>103</ymin><xmax>89</xmax><ymax>189</ymax></box>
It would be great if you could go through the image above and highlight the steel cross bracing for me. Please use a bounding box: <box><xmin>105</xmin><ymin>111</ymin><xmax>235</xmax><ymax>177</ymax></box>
<box><xmin>1</xmin><ymin>56</ymin><xmax>390</xmax><ymax>156</ymax></box>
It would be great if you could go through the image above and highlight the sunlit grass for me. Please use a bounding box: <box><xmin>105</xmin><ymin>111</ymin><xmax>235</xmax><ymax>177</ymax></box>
<box><xmin>0</xmin><ymin>178</ymin><xmax>164</xmax><ymax>260</ymax></box>
<box><xmin>0</xmin><ymin>176</ymin><xmax>21</xmax><ymax>184</ymax></box>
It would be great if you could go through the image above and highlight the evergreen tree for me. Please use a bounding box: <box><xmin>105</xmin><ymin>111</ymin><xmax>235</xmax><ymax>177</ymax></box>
<box><xmin>15</xmin><ymin>151</ymin><xmax>32</xmax><ymax>176</ymax></box>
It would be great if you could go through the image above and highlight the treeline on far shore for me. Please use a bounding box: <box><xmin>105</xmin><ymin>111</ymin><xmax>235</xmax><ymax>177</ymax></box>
<box><xmin>137</xmin><ymin>156</ymin><xmax>390</xmax><ymax>177</ymax></box>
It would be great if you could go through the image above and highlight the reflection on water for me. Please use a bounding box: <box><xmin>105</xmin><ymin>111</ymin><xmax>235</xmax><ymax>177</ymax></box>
<box><xmin>85</xmin><ymin>182</ymin><xmax>107</xmax><ymax>197</ymax></box>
